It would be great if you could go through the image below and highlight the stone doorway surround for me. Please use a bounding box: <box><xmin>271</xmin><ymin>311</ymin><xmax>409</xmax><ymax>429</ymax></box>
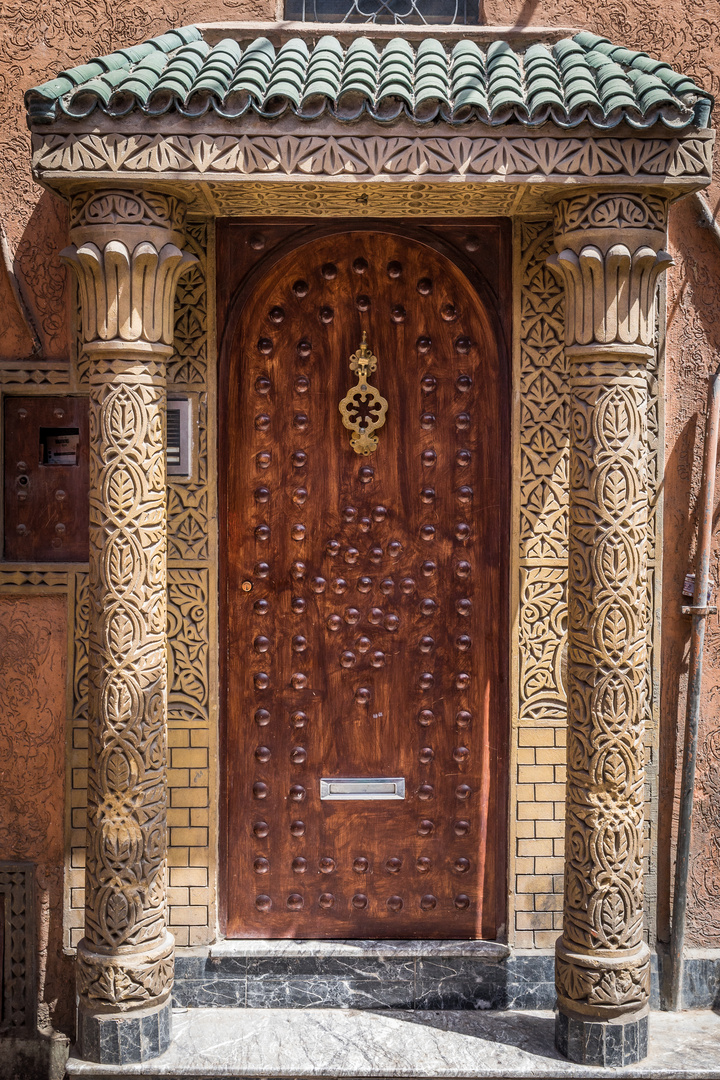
<box><xmin>22</xmin><ymin>20</ymin><xmax>714</xmax><ymax>1069</ymax></box>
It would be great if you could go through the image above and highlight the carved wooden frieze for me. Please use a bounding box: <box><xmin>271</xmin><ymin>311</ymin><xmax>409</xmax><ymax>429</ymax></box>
<box><xmin>32</xmin><ymin>132</ymin><xmax>714</xmax><ymax>185</ymax></box>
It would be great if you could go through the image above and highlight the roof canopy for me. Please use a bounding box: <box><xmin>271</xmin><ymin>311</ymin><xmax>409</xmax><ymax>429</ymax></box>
<box><xmin>26</xmin><ymin>25</ymin><xmax>712</xmax><ymax>130</ymax></box>
<box><xmin>24</xmin><ymin>23</ymin><xmax>715</xmax><ymax>217</ymax></box>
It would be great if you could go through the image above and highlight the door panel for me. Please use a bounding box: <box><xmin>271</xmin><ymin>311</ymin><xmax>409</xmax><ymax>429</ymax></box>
<box><xmin>223</xmin><ymin>230</ymin><xmax>507</xmax><ymax>938</ymax></box>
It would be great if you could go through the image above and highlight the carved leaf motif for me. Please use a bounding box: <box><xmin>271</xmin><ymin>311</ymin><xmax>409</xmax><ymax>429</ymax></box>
<box><xmin>106</xmin><ymin>750</ymin><xmax>130</xmax><ymax>792</ymax></box>
<box><xmin>108</xmin><ymin>611</ymin><xmax>133</xmax><ymax>656</ymax></box>
<box><xmin>603</xmin><ymin>748</ymin><xmax>628</xmax><ymax>788</ymax></box>
<box><xmin>604</xmin><ymin>607</ymin><xmax>628</xmax><ymax>653</ymax></box>
<box><xmin>603</xmin><ymin>466</ymin><xmax>628</xmax><ymax>515</ymax></box>
<box><xmin>108</xmin><ymin>468</ymin><xmax>138</xmax><ymax>517</ymax></box>
<box><xmin>106</xmin><ymin>892</ymin><xmax>128</xmax><ymax>934</ymax></box>
<box><xmin>600</xmin><ymin>890</ymin><xmax>627</xmax><ymax>940</ymax></box>
<box><xmin>105</xmin><ymin>676</ymin><xmax>134</xmax><ymax>726</ymax></box>
<box><xmin>108</xmin><ymin>538</ymin><xmax>135</xmax><ymax>590</ymax></box>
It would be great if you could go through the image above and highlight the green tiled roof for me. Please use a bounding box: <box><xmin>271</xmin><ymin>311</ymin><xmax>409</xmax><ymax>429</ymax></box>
<box><xmin>25</xmin><ymin>25</ymin><xmax>713</xmax><ymax>129</ymax></box>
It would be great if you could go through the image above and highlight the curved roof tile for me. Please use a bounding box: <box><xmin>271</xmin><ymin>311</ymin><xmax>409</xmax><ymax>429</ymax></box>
<box><xmin>25</xmin><ymin>24</ymin><xmax>713</xmax><ymax>129</ymax></box>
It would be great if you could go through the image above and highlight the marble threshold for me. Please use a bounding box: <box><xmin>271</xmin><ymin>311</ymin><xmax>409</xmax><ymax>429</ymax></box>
<box><xmin>64</xmin><ymin>1006</ymin><xmax>720</xmax><ymax>1079</ymax></box>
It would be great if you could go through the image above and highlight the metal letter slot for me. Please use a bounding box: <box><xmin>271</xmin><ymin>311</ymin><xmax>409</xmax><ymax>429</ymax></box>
<box><xmin>320</xmin><ymin>777</ymin><xmax>405</xmax><ymax>801</ymax></box>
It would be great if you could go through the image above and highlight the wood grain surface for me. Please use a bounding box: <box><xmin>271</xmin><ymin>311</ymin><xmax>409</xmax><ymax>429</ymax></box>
<box><xmin>222</xmin><ymin>227</ymin><xmax>508</xmax><ymax>938</ymax></box>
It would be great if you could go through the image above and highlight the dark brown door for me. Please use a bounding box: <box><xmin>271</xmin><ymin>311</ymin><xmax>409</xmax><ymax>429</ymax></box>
<box><xmin>223</xmin><ymin>229</ymin><xmax>508</xmax><ymax>938</ymax></box>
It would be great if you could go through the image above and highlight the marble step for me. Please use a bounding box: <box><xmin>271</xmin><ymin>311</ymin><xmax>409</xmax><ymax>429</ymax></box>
<box><xmin>64</xmin><ymin>1007</ymin><xmax>720</xmax><ymax>1079</ymax></box>
<box><xmin>172</xmin><ymin>942</ymin><xmax>554</xmax><ymax>1011</ymax></box>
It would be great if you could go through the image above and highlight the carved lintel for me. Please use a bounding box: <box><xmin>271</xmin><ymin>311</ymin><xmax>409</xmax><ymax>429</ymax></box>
<box><xmin>551</xmin><ymin>193</ymin><xmax>672</xmax><ymax>1041</ymax></box>
<box><xmin>61</xmin><ymin>190</ymin><xmax>195</xmax><ymax>1045</ymax></box>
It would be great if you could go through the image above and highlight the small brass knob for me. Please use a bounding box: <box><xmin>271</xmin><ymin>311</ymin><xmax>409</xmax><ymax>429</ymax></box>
<box><xmin>242</xmin><ymin>581</ymin><xmax>253</xmax><ymax>593</ymax></box>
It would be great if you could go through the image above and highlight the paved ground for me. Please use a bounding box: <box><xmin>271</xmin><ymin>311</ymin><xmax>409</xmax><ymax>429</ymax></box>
<box><xmin>65</xmin><ymin>1007</ymin><xmax>720</xmax><ymax>1078</ymax></box>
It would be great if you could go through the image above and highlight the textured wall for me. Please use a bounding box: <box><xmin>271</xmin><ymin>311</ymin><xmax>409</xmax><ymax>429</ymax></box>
<box><xmin>1</xmin><ymin>0</ymin><xmax>720</xmax><ymax>971</ymax></box>
<box><xmin>0</xmin><ymin>596</ymin><xmax>73</xmax><ymax>1032</ymax></box>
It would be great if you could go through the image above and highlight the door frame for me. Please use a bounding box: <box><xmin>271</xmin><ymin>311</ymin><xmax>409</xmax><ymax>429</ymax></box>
<box><xmin>216</xmin><ymin>217</ymin><xmax>512</xmax><ymax>940</ymax></box>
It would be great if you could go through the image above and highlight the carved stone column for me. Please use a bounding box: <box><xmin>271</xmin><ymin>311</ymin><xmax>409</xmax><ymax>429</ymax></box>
<box><xmin>62</xmin><ymin>190</ymin><xmax>195</xmax><ymax>1064</ymax></box>
<box><xmin>549</xmin><ymin>192</ymin><xmax>672</xmax><ymax>1066</ymax></box>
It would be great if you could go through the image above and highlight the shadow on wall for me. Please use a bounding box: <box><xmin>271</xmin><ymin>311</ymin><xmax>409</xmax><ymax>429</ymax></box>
<box><xmin>657</xmin><ymin>193</ymin><xmax>720</xmax><ymax>952</ymax></box>
<box><xmin>1</xmin><ymin>189</ymin><xmax>71</xmax><ymax>365</ymax></box>
<box><xmin>0</xmin><ymin>597</ymin><xmax>75</xmax><ymax>1045</ymax></box>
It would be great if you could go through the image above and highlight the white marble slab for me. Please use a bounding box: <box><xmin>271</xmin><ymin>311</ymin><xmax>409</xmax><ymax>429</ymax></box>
<box><xmin>208</xmin><ymin>939</ymin><xmax>511</xmax><ymax>960</ymax></box>
<box><xmin>65</xmin><ymin>1007</ymin><xmax>720</xmax><ymax>1078</ymax></box>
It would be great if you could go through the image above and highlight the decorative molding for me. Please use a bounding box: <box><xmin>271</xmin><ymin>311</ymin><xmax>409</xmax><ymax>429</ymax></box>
<box><xmin>167</xmin><ymin>220</ymin><xmax>210</xmax><ymax>563</ymax></box>
<box><xmin>0</xmin><ymin>568</ymin><xmax>70</xmax><ymax>591</ymax></box>
<box><xmin>0</xmin><ymin>364</ymin><xmax>71</xmax><ymax>386</ymax></box>
<box><xmin>32</xmin><ymin>132</ymin><xmax>714</xmax><ymax>184</ymax></box>
<box><xmin>0</xmin><ymin>862</ymin><xmax>36</xmax><ymax>1033</ymax></box>
<box><xmin>168</xmin><ymin>220</ymin><xmax>208</xmax><ymax>388</ymax></box>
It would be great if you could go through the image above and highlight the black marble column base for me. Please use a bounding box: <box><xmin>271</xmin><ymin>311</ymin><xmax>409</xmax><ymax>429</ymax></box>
<box><xmin>77</xmin><ymin>998</ymin><xmax>171</xmax><ymax>1064</ymax></box>
<box><xmin>556</xmin><ymin>1006</ymin><xmax>648</xmax><ymax>1066</ymax></box>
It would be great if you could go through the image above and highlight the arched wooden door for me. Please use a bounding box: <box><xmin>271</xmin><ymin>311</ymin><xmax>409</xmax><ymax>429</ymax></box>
<box><xmin>222</xmin><ymin>229</ymin><xmax>508</xmax><ymax>938</ymax></box>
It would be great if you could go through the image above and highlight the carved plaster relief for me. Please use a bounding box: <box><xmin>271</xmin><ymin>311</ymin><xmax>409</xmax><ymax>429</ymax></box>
<box><xmin>550</xmin><ymin>192</ymin><xmax>671</xmax><ymax>1024</ymax></box>
<box><xmin>32</xmin><ymin>132</ymin><xmax>714</xmax><ymax>183</ymax></box>
<box><xmin>61</xmin><ymin>192</ymin><xmax>197</xmax><ymax>1046</ymax></box>
<box><xmin>66</xmin><ymin>219</ymin><xmax>214</xmax><ymax>948</ymax></box>
<box><xmin>517</xmin><ymin>222</ymin><xmax>569</xmax><ymax>729</ymax></box>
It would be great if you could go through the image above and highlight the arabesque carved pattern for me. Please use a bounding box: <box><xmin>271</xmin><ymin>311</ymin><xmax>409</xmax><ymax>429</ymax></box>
<box><xmin>69</xmin><ymin>189</ymin><xmax>187</xmax><ymax>232</ymax></box>
<box><xmin>551</xmin><ymin>193</ymin><xmax>672</xmax><ymax>1020</ymax></box>
<box><xmin>554</xmin><ymin>192</ymin><xmax>668</xmax><ymax>234</ymax></box>
<box><xmin>206</xmin><ymin>180</ymin><xmax>521</xmax><ymax>218</ymax></box>
<box><xmin>168</xmin><ymin>568</ymin><xmax>209</xmax><ymax>723</ymax></box>
<box><xmin>73</xmin><ymin>571</ymin><xmax>90</xmax><ymax>721</ymax></box>
<box><xmin>32</xmin><ymin>132</ymin><xmax>714</xmax><ymax>183</ymax></box>
<box><xmin>78</xmin><ymin>354</ymin><xmax>174</xmax><ymax>1009</ymax></box>
<box><xmin>167</xmin><ymin>220</ymin><xmax>210</xmax><ymax>567</ymax></box>
<box><xmin>62</xmin><ymin>189</ymin><xmax>196</xmax><ymax>1018</ymax></box>
<box><xmin>518</xmin><ymin>222</ymin><xmax>569</xmax><ymax>725</ymax></box>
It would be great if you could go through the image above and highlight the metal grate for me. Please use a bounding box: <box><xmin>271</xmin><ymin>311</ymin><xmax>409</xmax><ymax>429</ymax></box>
<box><xmin>285</xmin><ymin>0</ymin><xmax>479</xmax><ymax>24</ymax></box>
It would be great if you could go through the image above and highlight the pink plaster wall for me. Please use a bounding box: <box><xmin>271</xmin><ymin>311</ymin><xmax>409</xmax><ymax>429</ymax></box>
<box><xmin>0</xmin><ymin>595</ymin><xmax>73</xmax><ymax>1033</ymax></box>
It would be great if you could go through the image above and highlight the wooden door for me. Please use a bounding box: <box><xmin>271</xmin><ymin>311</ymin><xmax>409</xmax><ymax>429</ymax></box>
<box><xmin>223</xmin><ymin>229</ymin><xmax>508</xmax><ymax>938</ymax></box>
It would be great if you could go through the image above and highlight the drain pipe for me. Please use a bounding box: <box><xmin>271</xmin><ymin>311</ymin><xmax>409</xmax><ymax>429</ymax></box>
<box><xmin>668</xmin><ymin>365</ymin><xmax>720</xmax><ymax>1010</ymax></box>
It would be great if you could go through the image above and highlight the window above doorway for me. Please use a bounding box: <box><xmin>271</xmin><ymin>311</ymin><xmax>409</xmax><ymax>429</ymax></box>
<box><xmin>284</xmin><ymin>0</ymin><xmax>479</xmax><ymax>23</ymax></box>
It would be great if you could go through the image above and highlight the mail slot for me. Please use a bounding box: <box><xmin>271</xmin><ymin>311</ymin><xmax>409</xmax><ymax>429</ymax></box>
<box><xmin>320</xmin><ymin>777</ymin><xmax>406</xmax><ymax>801</ymax></box>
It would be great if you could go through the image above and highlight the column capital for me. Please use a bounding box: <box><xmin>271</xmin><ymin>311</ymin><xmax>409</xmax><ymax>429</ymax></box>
<box><xmin>61</xmin><ymin>187</ymin><xmax>197</xmax><ymax>349</ymax></box>
<box><xmin>549</xmin><ymin>191</ymin><xmax>673</xmax><ymax>349</ymax></box>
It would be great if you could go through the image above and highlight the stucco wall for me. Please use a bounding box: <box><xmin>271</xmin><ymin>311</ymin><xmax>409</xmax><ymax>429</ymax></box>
<box><xmin>0</xmin><ymin>4</ymin><xmax>719</xmax><ymax>1047</ymax></box>
<box><xmin>0</xmin><ymin>595</ymin><xmax>73</xmax><ymax>1032</ymax></box>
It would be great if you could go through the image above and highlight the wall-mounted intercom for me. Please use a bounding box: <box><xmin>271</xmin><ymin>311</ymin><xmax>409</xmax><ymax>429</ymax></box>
<box><xmin>4</xmin><ymin>395</ymin><xmax>195</xmax><ymax>562</ymax></box>
<box><xmin>4</xmin><ymin>396</ymin><xmax>90</xmax><ymax>562</ymax></box>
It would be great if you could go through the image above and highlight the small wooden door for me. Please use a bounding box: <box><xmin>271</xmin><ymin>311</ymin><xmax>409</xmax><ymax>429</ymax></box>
<box><xmin>223</xmin><ymin>229</ymin><xmax>508</xmax><ymax>938</ymax></box>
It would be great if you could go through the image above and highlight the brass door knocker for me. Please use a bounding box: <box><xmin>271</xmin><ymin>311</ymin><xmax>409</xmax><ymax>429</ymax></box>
<box><xmin>338</xmin><ymin>332</ymin><xmax>388</xmax><ymax>455</ymax></box>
